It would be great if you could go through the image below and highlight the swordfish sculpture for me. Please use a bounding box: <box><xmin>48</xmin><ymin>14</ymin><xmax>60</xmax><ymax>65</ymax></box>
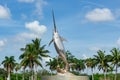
<box><xmin>49</xmin><ymin>11</ymin><xmax>69</xmax><ymax>73</ymax></box>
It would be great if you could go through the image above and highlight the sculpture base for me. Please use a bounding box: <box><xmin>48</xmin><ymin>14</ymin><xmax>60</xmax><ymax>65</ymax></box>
<box><xmin>41</xmin><ymin>72</ymin><xmax>89</xmax><ymax>80</ymax></box>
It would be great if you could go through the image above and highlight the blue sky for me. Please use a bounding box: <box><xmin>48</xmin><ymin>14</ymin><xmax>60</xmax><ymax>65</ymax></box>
<box><xmin>0</xmin><ymin>0</ymin><xmax>120</xmax><ymax>66</ymax></box>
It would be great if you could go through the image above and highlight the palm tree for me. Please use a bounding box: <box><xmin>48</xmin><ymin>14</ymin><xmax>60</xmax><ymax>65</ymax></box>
<box><xmin>20</xmin><ymin>43</ymin><xmax>42</xmax><ymax>80</ymax></box>
<box><xmin>85</xmin><ymin>58</ymin><xmax>96</xmax><ymax>80</ymax></box>
<box><xmin>65</xmin><ymin>51</ymin><xmax>76</xmax><ymax>71</ymax></box>
<box><xmin>15</xmin><ymin>63</ymin><xmax>20</xmax><ymax>80</ymax></box>
<box><xmin>0</xmin><ymin>68</ymin><xmax>7</xmax><ymax>80</ymax></box>
<box><xmin>94</xmin><ymin>50</ymin><xmax>110</xmax><ymax>80</ymax></box>
<box><xmin>110</xmin><ymin>48</ymin><xmax>120</xmax><ymax>80</ymax></box>
<box><xmin>46</xmin><ymin>58</ymin><xmax>58</xmax><ymax>74</ymax></box>
<box><xmin>20</xmin><ymin>44</ymin><xmax>34</xmax><ymax>80</ymax></box>
<box><xmin>32</xmin><ymin>38</ymin><xmax>49</xmax><ymax>80</ymax></box>
<box><xmin>46</xmin><ymin>51</ymin><xmax>76</xmax><ymax>73</ymax></box>
<box><xmin>19</xmin><ymin>38</ymin><xmax>49</xmax><ymax>80</ymax></box>
<box><xmin>65</xmin><ymin>51</ymin><xmax>75</xmax><ymax>63</ymax></box>
<box><xmin>74</xmin><ymin>58</ymin><xmax>86</xmax><ymax>74</ymax></box>
<box><xmin>46</xmin><ymin>59</ymin><xmax>54</xmax><ymax>74</ymax></box>
<box><xmin>21</xmin><ymin>66</ymin><xmax>25</xmax><ymax>80</ymax></box>
<box><xmin>1</xmin><ymin>56</ymin><xmax>16</xmax><ymax>80</ymax></box>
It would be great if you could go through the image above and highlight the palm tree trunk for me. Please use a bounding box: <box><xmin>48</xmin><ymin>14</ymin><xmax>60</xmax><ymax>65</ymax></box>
<box><xmin>16</xmin><ymin>72</ymin><xmax>18</xmax><ymax>80</ymax></box>
<box><xmin>30</xmin><ymin>62</ymin><xmax>34</xmax><ymax>80</ymax></box>
<box><xmin>31</xmin><ymin>69</ymin><xmax>34</xmax><ymax>80</ymax></box>
<box><xmin>104</xmin><ymin>69</ymin><xmax>107</xmax><ymax>80</ymax></box>
<box><xmin>22</xmin><ymin>74</ymin><xmax>24</xmax><ymax>80</ymax></box>
<box><xmin>29</xmin><ymin>76</ymin><xmax>30</xmax><ymax>80</ymax></box>
<box><xmin>5</xmin><ymin>76</ymin><xmax>7</xmax><ymax>80</ymax></box>
<box><xmin>50</xmin><ymin>70</ymin><xmax>53</xmax><ymax>76</ymax></box>
<box><xmin>115</xmin><ymin>64</ymin><xmax>118</xmax><ymax>80</ymax></box>
<box><xmin>91</xmin><ymin>68</ymin><xmax>94</xmax><ymax>80</ymax></box>
<box><xmin>7</xmin><ymin>72</ymin><xmax>10</xmax><ymax>80</ymax></box>
<box><xmin>34</xmin><ymin>63</ymin><xmax>37</xmax><ymax>80</ymax></box>
<box><xmin>22</xmin><ymin>68</ymin><xmax>25</xmax><ymax>80</ymax></box>
<box><xmin>7</xmin><ymin>67</ymin><xmax>10</xmax><ymax>80</ymax></box>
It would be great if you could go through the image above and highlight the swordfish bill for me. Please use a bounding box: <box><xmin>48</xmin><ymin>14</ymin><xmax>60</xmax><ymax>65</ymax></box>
<box><xmin>52</xmin><ymin>10</ymin><xmax>57</xmax><ymax>32</ymax></box>
<box><xmin>49</xmin><ymin>11</ymin><xmax>69</xmax><ymax>71</ymax></box>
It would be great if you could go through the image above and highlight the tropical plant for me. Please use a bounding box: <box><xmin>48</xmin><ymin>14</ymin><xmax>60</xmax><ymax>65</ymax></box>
<box><xmin>32</xmin><ymin>38</ymin><xmax>49</xmax><ymax>80</ymax></box>
<box><xmin>15</xmin><ymin>63</ymin><xmax>20</xmax><ymax>80</ymax></box>
<box><xmin>94</xmin><ymin>50</ymin><xmax>111</xmax><ymax>80</ymax></box>
<box><xmin>110</xmin><ymin>48</ymin><xmax>120</xmax><ymax>80</ymax></box>
<box><xmin>46</xmin><ymin>58</ymin><xmax>57</xmax><ymax>72</ymax></box>
<box><xmin>20</xmin><ymin>43</ymin><xmax>37</xmax><ymax>80</ymax></box>
<box><xmin>0</xmin><ymin>68</ymin><xmax>7</xmax><ymax>80</ymax></box>
<box><xmin>74</xmin><ymin>58</ymin><xmax>86</xmax><ymax>74</ymax></box>
<box><xmin>19</xmin><ymin>38</ymin><xmax>49</xmax><ymax>80</ymax></box>
<box><xmin>85</xmin><ymin>58</ymin><xmax>97</xmax><ymax>80</ymax></box>
<box><xmin>46</xmin><ymin>50</ymin><xmax>75</xmax><ymax>73</ymax></box>
<box><xmin>65</xmin><ymin>51</ymin><xmax>76</xmax><ymax>71</ymax></box>
<box><xmin>65</xmin><ymin>51</ymin><xmax>75</xmax><ymax>63</ymax></box>
<box><xmin>1</xmin><ymin>56</ymin><xmax>16</xmax><ymax>80</ymax></box>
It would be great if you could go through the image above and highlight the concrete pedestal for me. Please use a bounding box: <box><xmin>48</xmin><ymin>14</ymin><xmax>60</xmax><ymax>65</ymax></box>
<box><xmin>41</xmin><ymin>72</ymin><xmax>89</xmax><ymax>80</ymax></box>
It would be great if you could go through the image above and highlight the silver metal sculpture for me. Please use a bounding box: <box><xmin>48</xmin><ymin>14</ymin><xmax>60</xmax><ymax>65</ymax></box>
<box><xmin>49</xmin><ymin>11</ymin><xmax>69</xmax><ymax>73</ymax></box>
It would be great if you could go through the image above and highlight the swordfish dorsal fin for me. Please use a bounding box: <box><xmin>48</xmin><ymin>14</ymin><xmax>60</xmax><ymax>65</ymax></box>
<box><xmin>52</xmin><ymin>10</ymin><xmax>57</xmax><ymax>32</ymax></box>
<box><xmin>60</xmin><ymin>36</ymin><xmax>67</xmax><ymax>42</ymax></box>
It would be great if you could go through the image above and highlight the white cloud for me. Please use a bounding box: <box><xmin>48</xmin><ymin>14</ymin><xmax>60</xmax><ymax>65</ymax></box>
<box><xmin>89</xmin><ymin>47</ymin><xmax>100</xmax><ymax>51</ymax></box>
<box><xmin>15</xmin><ymin>20</ymin><xmax>47</xmax><ymax>42</ymax></box>
<box><xmin>117</xmin><ymin>38</ymin><xmax>120</xmax><ymax>46</ymax></box>
<box><xmin>85</xmin><ymin>8</ymin><xmax>115</xmax><ymax>22</ymax></box>
<box><xmin>15</xmin><ymin>32</ymin><xmax>39</xmax><ymax>42</ymax></box>
<box><xmin>25</xmin><ymin>20</ymin><xmax>47</xmax><ymax>34</ymax></box>
<box><xmin>0</xmin><ymin>40</ymin><xmax>5</xmax><ymax>47</ymax></box>
<box><xmin>0</xmin><ymin>5</ymin><xmax>11</xmax><ymax>19</ymax></box>
<box><xmin>18</xmin><ymin>0</ymin><xmax>35</xmax><ymax>3</ymax></box>
<box><xmin>18</xmin><ymin>0</ymin><xmax>47</xmax><ymax>19</ymax></box>
<box><xmin>34</xmin><ymin>0</ymin><xmax>47</xmax><ymax>18</ymax></box>
<box><xmin>0</xmin><ymin>40</ymin><xmax>7</xmax><ymax>51</ymax></box>
<box><xmin>82</xmin><ymin>54</ymin><xmax>88</xmax><ymax>59</ymax></box>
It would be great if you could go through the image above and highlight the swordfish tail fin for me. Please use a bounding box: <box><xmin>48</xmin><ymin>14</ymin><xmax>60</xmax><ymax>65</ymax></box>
<box><xmin>52</xmin><ymin>10</ymin><xmax>57</xmax><ymax>32</ymax></box>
